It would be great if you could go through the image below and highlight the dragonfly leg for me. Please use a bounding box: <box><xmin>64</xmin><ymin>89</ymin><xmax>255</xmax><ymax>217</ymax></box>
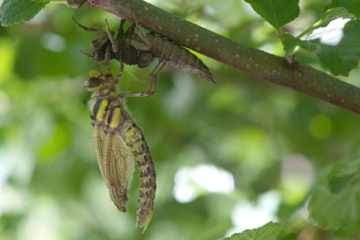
<box><xmin>102</xmin><ymin>44</ymin><xmax>111</xmax><ymax>63</ymax></box>
<box><xmin>127</xmin><ymin>12</ymin><xmax>152</xmax><ymax>49</ymax></box>
<box><xmin>127</xmin><ymin>22</ymin><xmax>136</xmax><ymax>35</ymax></box>
<box><xmin>105</xmin><ymin>19</ymin><xmax>119</xmax><ymax>53</ymax></box>
<box><xmin>73</xmin><ymin>17</ymin><xmax>100</xmax><ymax>32</ymax></box>
<box><xmin>111</xmin><ymin>64</ymin><xmax>124</xmax><ymax>86</ymax></box>
<box><xmin>120</xmin><ymin>60</ymin><xmax>165</xmax><ymax>98</ymax></box>
<box><xmin>114</xmin><ymin>19</ymin><xmax>126</xmax><ymax>45</ymax></box>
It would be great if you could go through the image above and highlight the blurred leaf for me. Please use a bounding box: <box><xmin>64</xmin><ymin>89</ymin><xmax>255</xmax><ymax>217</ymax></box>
<box><xmin>250</xmin><ymin>161</ymin><xmax>280</xmax><ymax>196</ymax></box>
<box><xmin>303</xmin><ymin>20</ymin><xmax>360</xmax><ymax>76</ymax></box>
<box><xmin>0</xmin><ymin>0</ymin><xmax>49</xmax><ymax>26</ymax></box>
<box><xmin>285</xmin><ymin>8</ymin><xmax>359</xmax><ymax>76</ymax></box>
<box><xmin>0</xmin><ymin>213</ymin><xmax>24</xmax><ymax>231</ymax></box>
<box><xmin>328</xmin><ymin>160</ymin><xmax>360</xmax><ymax>193</ymax></box>
<box><xmin>38</xmin><ymin>123</ymin><xmax>71</xmax><ymax>162</ymax></box>
<box><xmin>308</xmin><ymin>160</ymin><xmax>360</xmax><ymax>231</ymax></box>
<box><xmin>225</xmin><ymin>222</ymin><xmax>282</xmax><ymax>240</ymax></box>
<box><xmin>244</xmin><ymin>0</ymin><xmax>300</xmax><ymax>29</ymax></box>
<box><xmin>328</xmin><ymin>174</ymin><xmax>355</xmax><ymax>193</ymax></box>
<box><xmin>332</xmin><ymin>0</ymin><xmax>360</xmax><ymax>17</ymax></box>
<box><xmin>0</xmin><ymin>39</ymin><xmax>15</xmax><ymax>81</ymax></box>
<box><xmin>280</xmin><ymin>8</ymin><xmax>359</xmax><ymax>75</ymax></box>
<box><xmin>310</xmin><ymin>7</ymin><xmax>355</xmax><ymax>29</ymax></box>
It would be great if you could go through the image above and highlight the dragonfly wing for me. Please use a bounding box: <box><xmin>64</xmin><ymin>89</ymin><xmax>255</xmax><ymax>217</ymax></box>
<box><xmin>103</xmin><ymin>131</ymin><xmax>134</xmax><ymax>212</ymax></box>
<box><xmin>94</xmin><ymin>126</ymin><xmax>106</xmax><ymax>177</ymax></box>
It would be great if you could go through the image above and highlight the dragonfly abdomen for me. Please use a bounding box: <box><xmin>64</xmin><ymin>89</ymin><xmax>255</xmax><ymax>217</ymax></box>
<box><xmin>136</xmin><ymin>152</ymin><xmax>156</xmax><ymax>230</ymax></box>
<box><xmin>122</xmin><ymin>122</ymin><xmax>156</xmax><ymax>231</ymax></box>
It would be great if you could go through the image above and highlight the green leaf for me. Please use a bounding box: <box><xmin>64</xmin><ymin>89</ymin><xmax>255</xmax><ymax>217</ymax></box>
<box><xmin>0</xmin><ymin>0</ymin><xmax>49</xmax><ymax>26</ymax></box>
<box><xmin>308</xmin><ymin>161</ymin><xmax>360</xmax><ymax>231</ymax></box>
<box><xmin>280</xmin><ymin>32</ymin><xmax>303</xmax><ymax>55</ymax></box>
<box><xmin>244</xmin><ymin>0</ymin><xmax>300</xmax><ymax>29</ymax></box>
<box><xmin>303</xmin><ymin>20</ymin><xmax>360</xmax><ymax>76</ymax></box>
<box><xmin>311</xmin><ymin>7</ymin><xmax>355</xmax><ymax>30</ymax></box>
<box><xmin>332</xmin><ymin>0</ymin><xmax>360</xmax><ymax>18</ymax></box>
<box><xmin>225</xmin><ymin>222</ymin><xmax>282</xmax><ymax>240</ymax></box>
<box><xmin>282</xmin><ymin>8</ymin><xmax>359</xmax><ymax>76</ymax></box>
<box><xmin>328</xmin><ymin>160</ymin><xmax>360</xmax><ymax>193</ymax></box>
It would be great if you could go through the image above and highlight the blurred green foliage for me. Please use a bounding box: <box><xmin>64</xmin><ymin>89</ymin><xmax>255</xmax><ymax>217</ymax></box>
<box><xmin>0</xmin><ymin>1</ymin><xmax>360</xmax><ymax>240</ymax></box>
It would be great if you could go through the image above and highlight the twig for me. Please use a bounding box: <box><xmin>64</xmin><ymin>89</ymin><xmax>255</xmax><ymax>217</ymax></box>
<box><xmin>86</xmin><ymin>0</ymin><xmax>360</xmax><ymax>115</ymax></box>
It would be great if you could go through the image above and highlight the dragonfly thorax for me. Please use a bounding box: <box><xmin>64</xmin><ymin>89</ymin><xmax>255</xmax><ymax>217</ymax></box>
<box><xmin>106</xmin><ymin>105</ymin><xmax>124</xmax><ymax>130</ymax></box>
<box><xmin>91</xmin><ymin>96</ymin><xmax>126</xmax><ymax>130</ymax></box>
<box><xmin>85</xmin><ymin>70</ymin><xmax>118</xmax><ymax>94</ymax></box>
<box><xmin>91</xmin><ymin>97</ymin><xmax>109</xmax><ymax>123</ymax></box>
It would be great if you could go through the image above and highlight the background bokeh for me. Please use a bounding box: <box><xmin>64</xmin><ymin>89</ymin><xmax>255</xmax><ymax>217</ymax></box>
<box><xmin>1</xmin><ymin>0</ymin><xmax>360</xmax><ymax>239</ymax></box>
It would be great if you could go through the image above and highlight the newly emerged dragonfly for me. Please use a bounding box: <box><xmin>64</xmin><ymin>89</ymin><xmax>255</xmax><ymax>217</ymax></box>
<box><xmin>86</xmin><ymin>69</ymin><xmax>156</xmax><ymax>231</ymax></box>
<box><xmin>75</xmin><ymin>18</ymin><xmax>214</xmax><ymax>82</ymax></box>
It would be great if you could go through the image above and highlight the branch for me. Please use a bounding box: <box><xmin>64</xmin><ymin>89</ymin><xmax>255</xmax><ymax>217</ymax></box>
<box><xmin>88</xmin><ymin>0</ymin><xmax>360</xmax><ymax>115</ymax></box>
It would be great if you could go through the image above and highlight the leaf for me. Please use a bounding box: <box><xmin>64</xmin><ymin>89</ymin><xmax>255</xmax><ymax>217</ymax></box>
<box><xmin>280</xmin><ymin>8</ymin><xmax>359</xmax><ymax>76</ymax></box>
<box><xmin>332</xmin><ymin>0</ymin><xmax>360</xmax><ymax>18</ymax></box>
<box><xmin>244</xmin><ymin>0</ymin><xmax>300</xmax><ymax>29</ymax></box>
<box><xmin>250</xmin><ymin>161</ymin><xmax>280</xmax><ymax>195</ymax></box>
<box><xmin>303</xmin><ymin>19</ymin><xmax>360</xmax><ymax>76</ymax></box>
<box><xmin>308</xmin><ymin>160</ymin><xmax>360</xmax><ymax>231</ymax></box>
<box><xmin>0</xmin><ymin>0</ymin><xmax>49</xmax><ymax>26</ymax></box>
<box><xmin>225</xmin><ymin>222</ymin><xmax>282</xmax><ymax>240</ymax></box>
<box><xmin>311</xmin><ymin>7</ymin><xmax>355</xmax><ymax>30</ymax></box>
<box><xmin>280</xmin><ymin>32</ymin><xmax>303</xmax><ymax>55</ymax></box>
<box><xmin>328</xmin><ymin>160</ymin><xmax>360</xmax><ymax>193</ymax></box>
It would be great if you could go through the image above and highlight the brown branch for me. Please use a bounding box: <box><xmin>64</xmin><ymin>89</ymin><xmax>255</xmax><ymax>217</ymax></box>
<box><xmin>87</xmin><ymin>0</ymin><xmax>360</xmax><ymax>115</ymax></box>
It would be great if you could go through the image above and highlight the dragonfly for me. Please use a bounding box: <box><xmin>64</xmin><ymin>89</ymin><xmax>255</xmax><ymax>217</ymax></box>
<box><xmin>85</xmin><ymin>69</ymin><xmax>156</xmax><ymax>232</ymax></box>
<box><xmin>74</xmin><ymin>18</ymin><xmax>214</xmax><ymax>82</ymax></box>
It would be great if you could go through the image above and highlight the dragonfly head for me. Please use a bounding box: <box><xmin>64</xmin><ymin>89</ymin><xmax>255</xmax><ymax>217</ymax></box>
<box><xmin>85</xmin><ymin>70</ymin><xmax>117</xmax><ymax>92</ymax></box>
